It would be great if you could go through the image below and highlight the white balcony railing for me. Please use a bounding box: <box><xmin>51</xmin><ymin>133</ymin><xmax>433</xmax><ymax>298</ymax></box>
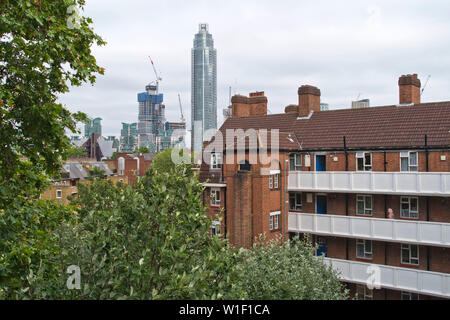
<box><xmin>288</xmin><ymin>171</ymin><xmax>450</xmax><ymax>196</ymax></box>
<box><xmin>323</xmin><ymin>257</ymin><xmax>450</xmax><ymax>298</ymax></box>
<box><xmin>288</xmin><ymin>212</ymin><xmax>450</xmax><ymax>247</ymax></box>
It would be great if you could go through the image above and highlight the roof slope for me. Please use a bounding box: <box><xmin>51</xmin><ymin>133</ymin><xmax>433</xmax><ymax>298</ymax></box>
<box><xmin>218</xmin><ymin>102</ymin><xmax>450</xmax><ymax>150</ymax></box>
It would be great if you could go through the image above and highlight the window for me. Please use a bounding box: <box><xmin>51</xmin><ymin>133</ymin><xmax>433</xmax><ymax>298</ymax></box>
<box><xmin>269</xmin><ymin>174</ymin><xmax>279</xmax><ymax>189</ymax></box>
<box><xmin>356</xmin><ymin>152</ymin><xmax>372</xmax><ymax>171</ymax></box>
<box><xmin>401</xmin><ymin>244</ymin><xmax>419</xmax><ymax>265</ymax></box>
<box><xmin>210</xmin><ymin>188</ymin><xmax>221</xmax><ymax>206</ymax></box>
<box><xmin>289</xmin><ymin>153</ymin><xmax>302</xmax><ymax>171</ymax></box>
<box><xmin>356</xmin><ymin>285</ymin><xmax>373</xmax><ymax>300</ymax></box>
<box><xmin>210</xmin><ymin>221</ymin><xmax>220</xmax><ymax>237</ymax></box>
<box><xmin>270</xmin><ymin>211</ymin><xmax>280</xmax><ymax>231</ymax></box>
<box><xmin>356</xmin><ymin>195</ymin><xmax>373</xmax><ymax>216</ymax></box>
<box><xmin>210</xmin><ymin>153</ymin><xmax>222</xmax><ymax>170</ymax></box>
<box><xmin>400</xmin><ymin>151</ymin><xmax>418</xmax><ymax>172</ymax></box>
<box><xmin>289</xmin><ymin>193</ymin><xmax>302</xmax><ymax>211</ymax></box>
<box><xmin>56</xmin><ymin>190</ymin><xmax>62</xmax><ymax>199</ymax></box>
<box><xmin>356</xmin><ymin>239</ymin><xmax>372</xmax><ymax>259</ymax></box>
<box><xmin>400</xmin><ymin>197</ymin><xmax>419</xmax><ymax>219</ymax></box>
<box><xmin>401</xmin><ymin>291</ymin><xmax>419</xmax><ymax>300</ymax></box>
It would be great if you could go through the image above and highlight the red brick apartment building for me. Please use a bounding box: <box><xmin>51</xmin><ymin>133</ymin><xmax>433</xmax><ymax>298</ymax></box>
<box><xmin>199</xmin><ymin>74</ymin><xmax>450</xmax><ymax>300</ymax></box>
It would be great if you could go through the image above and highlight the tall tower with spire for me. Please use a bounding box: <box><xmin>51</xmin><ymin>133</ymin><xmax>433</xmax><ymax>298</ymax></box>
<box><xmin>191</xmin><ymin>23</ymin><xmax>217</xmax><ymax>153</ymax></box>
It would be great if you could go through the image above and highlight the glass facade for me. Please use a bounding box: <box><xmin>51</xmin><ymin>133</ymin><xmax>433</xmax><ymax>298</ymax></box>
<box><xmin>191</xmin><ymin>23</ymin><xmax>217</xmax><ymax>153</ymax></box>
<box><xmin>84</xmin><ymin>117</ymin><xmax>102</xmax><ymax>137</ymax></box>
<box><xmin>119</xmin><ymin>122</ymin><xmax>138</xmax><ymax>152</ymax></box>
<box><xmin>137</xmin><ymin>84</ymin><xmax>166</xmax><ymax>152</ymax></box>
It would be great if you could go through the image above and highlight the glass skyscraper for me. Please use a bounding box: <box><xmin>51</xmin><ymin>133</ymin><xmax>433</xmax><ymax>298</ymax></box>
<box><xmin>191</xmin><ymin>23</ymin><xmax>217</xmax><ymax>153</ymax></box>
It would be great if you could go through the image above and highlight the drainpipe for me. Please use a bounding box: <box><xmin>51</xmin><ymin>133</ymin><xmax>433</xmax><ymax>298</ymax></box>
<box><xmin>133</xmin><ymin>157</ymin><xmax>140</xmax><ymax>177</ymax></box>
<box><xmin>283</xmin><ymin>152</ymin><xmax>288</xmax><ymax>243</ymax></box>
<box><xmin>221</xmin><ymin>153</ymin><xmax>227</xmax><ymax>237</ymax></box>
<box><xmin>344</xmin><ymin>136</ymin><xmax>349</xmax><ymax>260</ymax></box>
<box><xmin>425</xmin><ymin>134</ymin><xmax>430</xmax><ymax>270</ymax></box>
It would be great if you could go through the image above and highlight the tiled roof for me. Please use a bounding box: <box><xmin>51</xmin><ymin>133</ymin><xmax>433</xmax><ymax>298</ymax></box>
<box><xmin>217</xmin><ymin>101</ymin><xmax>450</xmax><ymax>150</ymax></box>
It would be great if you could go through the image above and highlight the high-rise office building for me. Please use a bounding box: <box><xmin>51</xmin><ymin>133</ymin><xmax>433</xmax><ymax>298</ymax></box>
<box><xmin>119</xmin><ymin>122</ymin><xmax>138</xmax><ymax>152</ymax></box>
<box><xmin>191</xmin><ymin>23</ymin><xmax>217</xmax><ymax>153</ymax></box>
<box><xmin>84</xmin><ymin>117</ymin><xmax>102</xmax><ymax>137</ymax></box>
<box><xmin>137</xmin><ymin>84</ymin><xmax>165</xmax><ymax>152</ymax></box>
<box><xmin>352</xmin><ymin>98</ymin><xmax>370</xmax><ymax>109</ymax></box>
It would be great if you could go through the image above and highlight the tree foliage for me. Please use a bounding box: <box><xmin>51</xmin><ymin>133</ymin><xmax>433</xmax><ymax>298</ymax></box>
<box><xmin>66</xmin><ymin>145</ymin><xmax>87</xmax><ymax>158</ymax></box>
<box><xmin>151</xmin><ymin>148</ymin><xmax>193</xmax><ymax>176</ymax></box>
<box><xmin>135</xmin><ymin>146</ymin><xmax>150</xmax><ymax>154</ymax></box>
<box><xmin>0</xmin><ymin>0</ymin><xmax>105</xmax><ymax>207</ymax></box>
<box><xmin>234</xmin><ymin>235</ymin><xmax>349</xmax><ymax>300</ymax></box>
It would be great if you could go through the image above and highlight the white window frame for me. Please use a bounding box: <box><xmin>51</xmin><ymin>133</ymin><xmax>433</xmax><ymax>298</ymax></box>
<box><xmin>270</xmin><ymin>211</ymin><xmax>280</xmax><ymax>231</ymax></box>
<box><xmin>356</xmin><ymin>152</ymin><xmax>372</xmax><ymax>171</ymax></box>
<box><xmin>400</xmin><ymin>151</ymin><xmax>418</xmax><ymax>172</ymax></box>
<box><xmin>289</xmin><ymin>192</ymin><xmax>302</xmax><ymax>211</ymax></box>
<box><xmin>400</xmin><ymin>196</ymin><xmax>419</xmax><ymax>219</ymax></box>
<box><xmin>210</xmin><ymin>188</ymin><xmax>221</xmax><ymax>206</ymax></box>
<box><xmin>56</xmin><ymin>190</ymin><xmax>62</xmax><ymax>199</ymax></box>
<box><xmin>210</xmin><ymin>220</ymin><xmax>221</xmax><ymax>237</ymax></box>
<box><xmin>401</xmin><ymin>244</ymin><xmax>419</xmax><ymax>265</ymax></box>
<box><xmin>210</xmin><ymin>153</ymin><xmax>222</xmax><ymax>170</ymax></box>
<box><xmin>269</xmin><ymin>174</ymin><xmax>279</xmax><ymax>189</ymax></box>
<box><xmin>356</xmin><ymin>284</ymin><xmax>373</xmax><ymax>300</ymax></box>
<box><xmin>356</xmin><ymin>239</ymin><xmax>372</xmax><ymax>259</ymax></box>
<box><xmin>356</xmin><ymin>195</ymin><xmax>373</xmax><ymax>216</ymax></box>
<box><xmin>289</xmin><ymin>153</ymin><xmax>302</xmax><ymax>171</ymax></box>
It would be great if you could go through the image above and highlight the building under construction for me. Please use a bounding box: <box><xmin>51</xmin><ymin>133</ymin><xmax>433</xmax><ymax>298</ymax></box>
<box><xmin>136</xmin><ymin>58</ymin><xmax>186</xmax><ymax>152</ymax></box>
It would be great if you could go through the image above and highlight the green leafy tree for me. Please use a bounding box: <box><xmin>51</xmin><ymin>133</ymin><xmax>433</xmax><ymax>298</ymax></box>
<box><xmin>66</xmin><ymin>145</ymin><xmax>87</xmax><ymax>158</ymax></box>
<box><xmin>151</xmin><ymin>148</ymin><xmax>193</xmax><ymax>176</ymax></box>
<box><xmin>52</xmin><ymin>164</ymin><xmax>241</xmax><ymax>299</ymax></box>
<box><xmin>233</xmin><ymin>235</ymin><xmax>349</xmax><ymax>300</ymax></box>
<box><xmin>0</xmin><ymin>0</ymin><xmax>104</xmax><ymax>298</ymax></box>
<box><xmin>0</xmin><ymin>0</ymin><xmax>105</xmax><ymax>206</ymax></box>
<box><xmin>135</xmin><ymin>146</ymin><xmax>150</xmax><ymax>154</ymax></box>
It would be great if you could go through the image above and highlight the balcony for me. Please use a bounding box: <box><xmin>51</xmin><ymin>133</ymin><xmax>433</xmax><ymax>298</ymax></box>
<box><xmin>323</xmin><ymin>257</ymin><xmax>450</xmax><ymax>299</ymax></box>
<box><xmin>288</xmin><ymin>212</ymin><xmax>450</xmax><ymax>247</ymax></box>
<box><xmin>288</xmin><ymin>171</ymin><xmax>450</xmax><ymax>196</ymax></box>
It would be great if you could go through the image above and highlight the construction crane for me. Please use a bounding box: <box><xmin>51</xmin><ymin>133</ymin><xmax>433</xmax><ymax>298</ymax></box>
<box><xmin>421</xmin><ymin>75</ymin><xmax>431</xmax><ymax>96</ymax></box>
<box><xmin>148</xmin><ymin>56</ymin><xmax>162</xmax><ymax>91</ymax></box>
<box><xmin>178</xmin><ymin>93</ymin><xmax>186</xmax><ymax>123</ymax></box>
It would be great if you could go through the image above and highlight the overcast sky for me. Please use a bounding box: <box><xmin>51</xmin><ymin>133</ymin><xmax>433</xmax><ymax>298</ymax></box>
<box><xmin>59</xmin><ymin>0</ymin><xmax>450</xmax><ymax>140</ymax></box>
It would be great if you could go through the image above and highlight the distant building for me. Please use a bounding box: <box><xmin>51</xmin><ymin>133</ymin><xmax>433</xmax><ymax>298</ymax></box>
<box><xmin>351</xmin><ymin>99</ymin><xmax>370</xmax><ymax>109</ymax></box>
<box><xmin>82</xmin><ymin>133</ymin><xmax>117</xmax><ymax>160</ymax></box>
<box><xmin>84</xmin><ymin>117</ymin><xmax>102</xmax><ymax>137</ymax></box>
<box><xmin>120</xmin><ymin>122</ymin><xmax>138</xmax><ymax>152</ymax></box>
<box><xmin>223</xmin><ymin>105</ymin><xmax>232</xmax><ymax>120</ymax></box>
<box><xmin>103</xmin><ymin>152</ymin><xmax>156</xmax><ymax>185</ymax></box>
<box><xmin>41</xmin><ymin>159</ymin><xmax>127</xmax><ymax>205</ymax></box>
<box><xmin>137</xmin><ymin>85</ymin><xmax>166</xmax><ymax>152</ymax></box>
<box><xmin>320</xmin><ymin>103</ymin><xmax>329</xmax><ymax>111</ymax></box>
<box><xmin>191</xmin><ymin>23</ymin><xmax>217</xmax><ymax>153</ymax></box>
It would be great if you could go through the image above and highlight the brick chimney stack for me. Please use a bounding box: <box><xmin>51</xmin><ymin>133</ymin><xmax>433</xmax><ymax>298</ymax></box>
<box><xmin>231</xmin><ymin>92</ymin><xmax>267</xmax><ymax>117</ymax></box>
<box><xmin>298</xmin><ymin>85</ymin><xmax>321</xmax><ymax>117</ymax></box>
<box><xmin>398</xmin><ymin>74</ymin><xmax>421</xmax><ymax>104</ymax></box>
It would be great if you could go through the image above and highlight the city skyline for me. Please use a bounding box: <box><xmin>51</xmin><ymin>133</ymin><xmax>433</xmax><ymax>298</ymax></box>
<box><xmin>58</xmin><ymin>0</ymin><xmax>450</xmax><ymax>139</ymax></box>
